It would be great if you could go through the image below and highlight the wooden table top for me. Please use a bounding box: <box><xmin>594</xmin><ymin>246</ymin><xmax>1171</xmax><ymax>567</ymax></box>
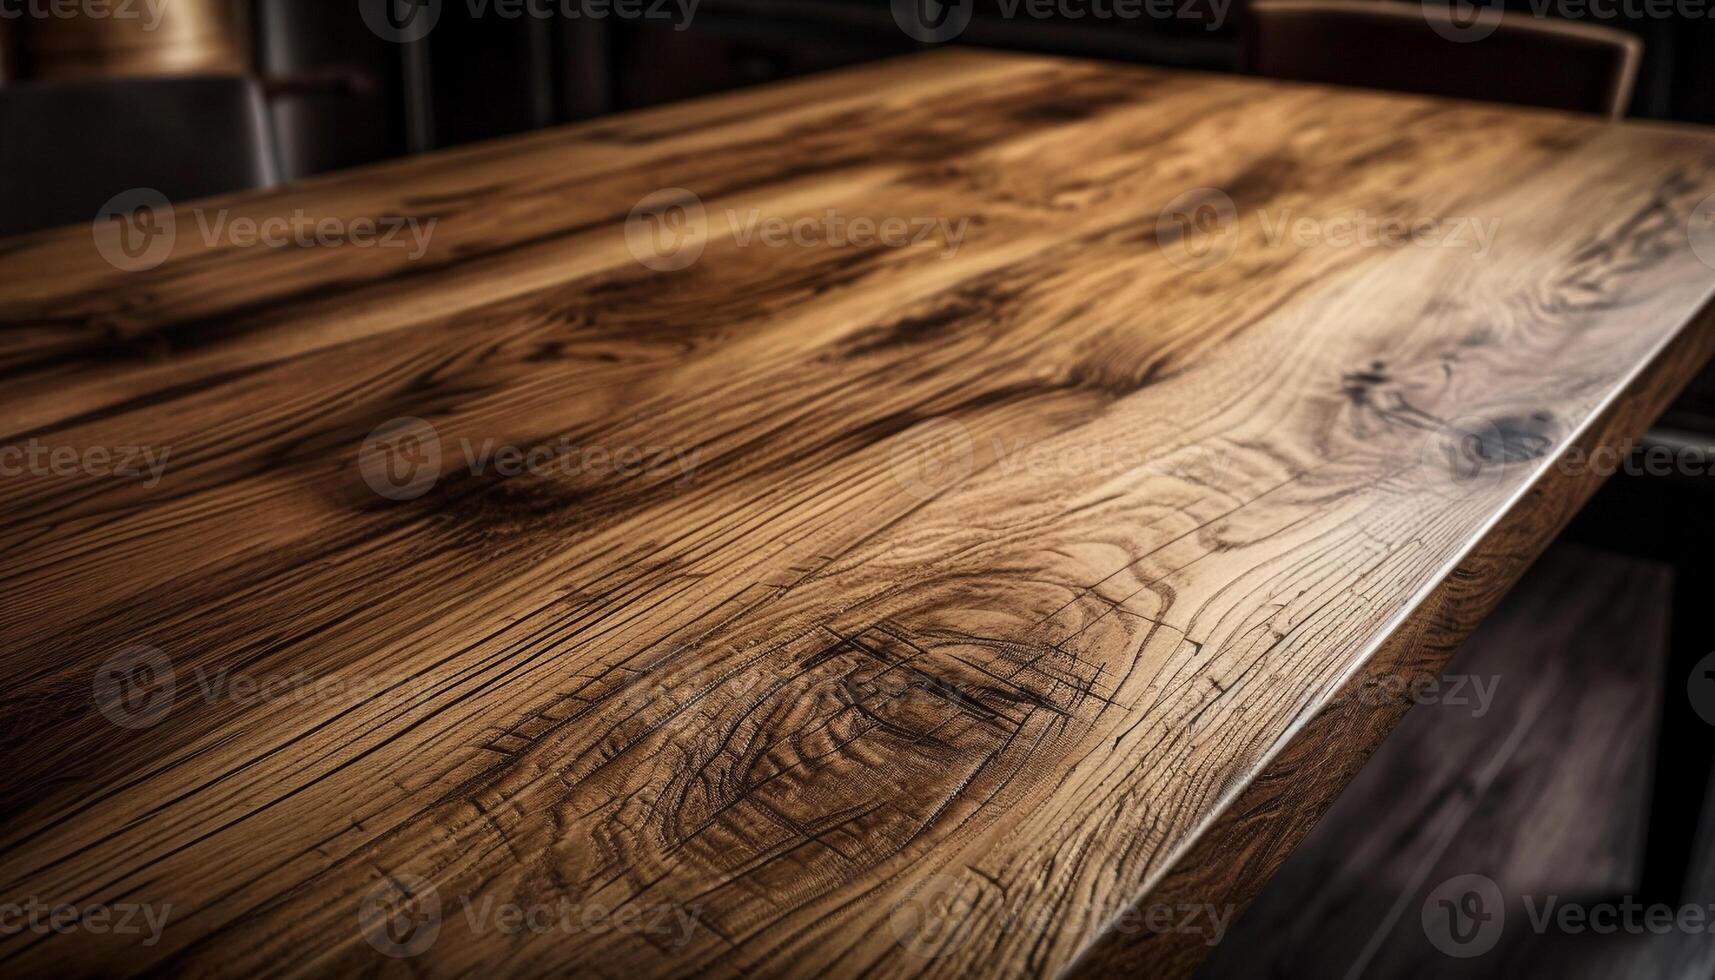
<box><xmin>5</xmin><ymin>49</ymin><xmax>1715</xmax><ymax>979</ymax></box>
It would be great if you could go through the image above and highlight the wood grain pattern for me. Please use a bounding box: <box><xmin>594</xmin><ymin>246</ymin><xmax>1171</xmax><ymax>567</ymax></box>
<box><xmin>3</xmin><ymin>49</ymin><xmax>1715</xmax><ymax>979</ymax></box>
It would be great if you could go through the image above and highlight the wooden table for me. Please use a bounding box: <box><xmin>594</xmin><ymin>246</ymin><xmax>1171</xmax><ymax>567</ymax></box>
<box><xmin>4</xmin><ymin>50</ymin><xmax>1715</xmax><ymax>978</ymax></box>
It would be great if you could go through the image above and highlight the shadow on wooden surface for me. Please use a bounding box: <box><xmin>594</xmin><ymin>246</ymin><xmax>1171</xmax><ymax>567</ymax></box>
<box><xmin>1200</xmin><ymin>542</ymin><xmax>1715</xmax><ymax>980</ymax></box>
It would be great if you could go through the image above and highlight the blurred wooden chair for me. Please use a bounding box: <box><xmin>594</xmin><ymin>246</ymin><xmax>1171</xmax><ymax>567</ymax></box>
<box><xmin>1241</xmin><ymin>0</ymin><xmax>1641</xmax><ymax>118</ymax></box>
<box><xmin>0</xmin><ymin>75</ymin><xmax>278</xmax><ymax>237</ymax></box>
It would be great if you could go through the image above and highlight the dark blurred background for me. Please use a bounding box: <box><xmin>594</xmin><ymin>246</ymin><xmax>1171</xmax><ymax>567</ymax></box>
<box><xmin>2</xmin><ymin>0</ymin><xmax>1712</xmax><ymax>187</ymax></box>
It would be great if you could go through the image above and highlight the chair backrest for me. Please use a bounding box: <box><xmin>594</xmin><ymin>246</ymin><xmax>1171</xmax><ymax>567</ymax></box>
<box><xmin>1241</xmin><ymin>1</ymin><xmax>1641</xmax><ymax>119</ymax></box>
<box><xmin>0</xmin><ymin>75</ymin><xmax>278</xmax><ymax>238</ymax></box>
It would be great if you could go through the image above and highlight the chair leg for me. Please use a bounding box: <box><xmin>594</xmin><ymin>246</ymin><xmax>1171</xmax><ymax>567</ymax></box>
<box><xmin>1638</xmin><ymin>561</ymin><xmax>1715</xmax><ymax>906</ymax></box>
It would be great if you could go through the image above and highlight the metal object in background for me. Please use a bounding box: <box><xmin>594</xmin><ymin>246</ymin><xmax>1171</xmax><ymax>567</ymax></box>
<box><xmin>251</xmin><ymin>0</ymin><xmax>407</xmax><ymax>180</ymax></box>
<box><xmin>0</xmin><ymin>75</ymin><xmax>277</xmax><ymax>236</ymax></box>
<box><xmin>401</xmin><ymin>32</ymin><xmax>435</xmax><ymax>154</ymax></box>
<box><xmin>13</xmin><ymin>0</ymin><xmax>246</xmax><ymax>80</ymax></box>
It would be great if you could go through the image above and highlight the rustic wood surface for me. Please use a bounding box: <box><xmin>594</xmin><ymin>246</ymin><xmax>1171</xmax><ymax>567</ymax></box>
<box><xmin>3</xmin><ymin>49</ymin><xmax>1715</xmax><ymax>979</ymax></box>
